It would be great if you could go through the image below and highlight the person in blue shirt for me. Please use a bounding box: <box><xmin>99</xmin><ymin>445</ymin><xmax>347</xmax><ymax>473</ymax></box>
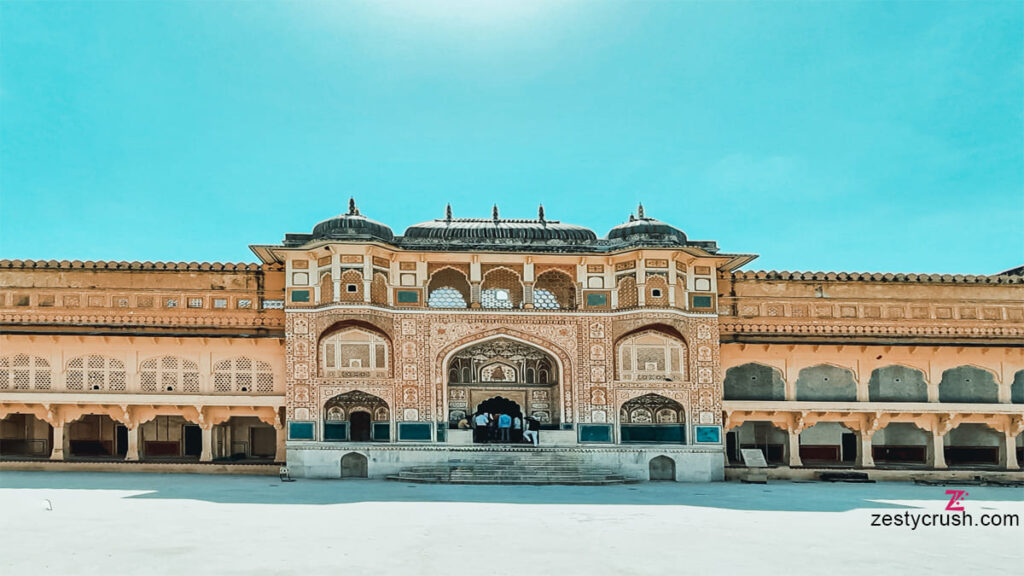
<box><xmin>498</xmin><ymin>413</ymin><xmax>512</xmax><ymax>442</ymax></box>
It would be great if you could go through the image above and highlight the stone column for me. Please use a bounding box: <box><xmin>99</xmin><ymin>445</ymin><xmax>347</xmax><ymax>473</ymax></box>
<box><xmin>200</xmin><ymin>426</ymin><xmax>213</xmax><ymax>462</ymax></box>
<box><xmin>636</xmin><ymin>259</ymin><xmax>646</xmax><ymax>307</ymax></box>
<box><xmin>931</xmin><ymin>430</ymin><xmax>947</xmax><ymax>469</ymax></box>
<box><xmin>275</xmin><ymin>426</ymin><xmax>287</xmax><ymax>463</ymax></box>
<box><xmin>858</xmin><ymin>431</ymin><xmax>875</xmax><ymax>468</ymax></box>
<box><xmin>787</xmin><ymin>427</ymin><xmax>803</xmax><ymax>467</ymax></box>
<box><xmin>363</xmin><ymin>258</ymin><xmax>373</xmax><ymax>303</ymax></box>
<box><xmin>523</xmin><ymin>283</ymin><xmax>534</xmax><ymax>309</ymax></box>
<box><xmin>50</xmin><ymin>425</ymin><xmax>65</xmax><ymax>461</ymax></box>
<box><xmin>1005</xmin><ymin>431</ymin><xmax>1019</xmax><ymax>471</ymax></box>
<box><xmin>470</xmin><ymin>283</ymin><xmax>481</xmax><ymax>309</ymax></box>
<box><xmin>125</xmin><ymin>426</ymin><xmax>140</xmax><ymax>461</ymax></box>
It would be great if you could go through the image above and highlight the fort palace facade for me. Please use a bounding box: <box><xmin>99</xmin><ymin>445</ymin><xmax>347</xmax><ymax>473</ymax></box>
<box><xmin>2</xmin><ymin>201</ymin><xmax>1022</xmax><ymax>481</ymax></box>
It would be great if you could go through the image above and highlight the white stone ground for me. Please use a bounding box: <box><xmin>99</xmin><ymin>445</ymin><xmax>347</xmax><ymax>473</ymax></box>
<box><xmin>1</xmin><ymin>472</ymin><xmax>1021</xmax><ymax>575</ymax></box>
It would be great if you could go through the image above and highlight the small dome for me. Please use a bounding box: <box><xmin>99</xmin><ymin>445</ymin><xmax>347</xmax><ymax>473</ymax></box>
<box><xmin>607</xmin><ymin>204</ymin><xmax>687</xmax><ymax>245</ymax></box>
<box><xmin>311</xmin><ymin>199</ymin><xmax>394</xmax><ymax>243</ymax></box>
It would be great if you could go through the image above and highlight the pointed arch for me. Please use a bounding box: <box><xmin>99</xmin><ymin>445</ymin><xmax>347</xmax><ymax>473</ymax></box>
<box><xmin>724</xmin><ymin>363</ymin><xmax>785</xmax><ymax>401</ymax></box>
<box><xmin>338</xmin><ymin>269</ymin><xmax>364</xmax><ymax>303</ymax></box>
<box><xmin>319</xmin><ymin>272</ymin><xmax>334</xmax><ymax>305</ymax></box>
<box><xmin>534</xmin><ymin>269</ymin><xmax>577</xmax><ymax>310</ymax></box>
<box><xmin>319</xmin><ymin>324</ymin><xmax>390</xmax><ymax>377</ymax></box>
<box><xmin>481</xmin><ymin>267</ymin><xmax>524</xmax><ymax>309</ymax></box>
<box><xmin>616</xmin><ymin>275</ymin><xmax>638</xmax><ymax>308</ymax></box>
<box><xmin>795</xmin><ymin>364</ymin><xmax>857</xmax><ymax>401</ymax></box>
<box><xmin>938</xmin><ymin>365</ymin><xmax>999</xmax><ymax>403</ymax></box>
<box><xmin>370</xmin><ymin>272</ymin><xmax>388</xmax><ymax>305</ymax></box>
<box><xmin>436</xmin><ymin>329</ymin><xmax>574</xmax><ymax>425</ymax></box>
<box><xmin>615</xmin><ymin>327</ymin><xmax>687</xmax><ymax>381</ymax></box>
<box><xmin>427</xmin><ymin>267</ymin><xmax>471</xmax><ymax>308</ymax></box>
<box><xmin>868</xmin><ymin>365</ymin><xmax>928</xmax><ymax>402</ymax></box>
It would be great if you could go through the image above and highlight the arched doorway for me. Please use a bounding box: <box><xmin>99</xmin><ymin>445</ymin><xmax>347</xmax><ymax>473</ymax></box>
<box><xmin>619</xmin><ymin>394</ymin><xmax>686</xmax><ymax>444</ymax></box>
<box><xmin>341</xmin><ymin>452</ymin><xmax>368</xmax><ymax>478</ymax></box>
<box><xmin>446</xmin><ymin>337</ymin><xmax>560</xmax><ymax>429</ymax></box>
<box><xmin>324</xmin><ymin>391</ymin><xmax>390</xmax><ymax>442</ymax></box>
<box><xmin>649</xmin><ymin>455</ymin><xmax>676</xmax><ymax>481</ymax></box>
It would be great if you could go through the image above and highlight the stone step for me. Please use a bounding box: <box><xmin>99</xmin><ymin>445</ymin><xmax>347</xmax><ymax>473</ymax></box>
<box><xmin>387</xmin><ymin>475</ymin><xmax>637</xmax><ymax>486</ymax></box>
<box><xmin>387</xmin><ymin>459</ymin><xmax>640</xmax><ymax>485</ymax></box>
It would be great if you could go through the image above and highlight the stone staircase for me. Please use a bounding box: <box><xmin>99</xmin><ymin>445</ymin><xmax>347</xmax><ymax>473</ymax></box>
<box><xmin>387</xmin><ymin>450</ymin><xmax>638</xmax><ymax>485</ymax></box>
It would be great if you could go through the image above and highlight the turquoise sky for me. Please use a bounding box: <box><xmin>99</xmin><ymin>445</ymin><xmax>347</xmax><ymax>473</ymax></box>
<box><xmin>2</xmin><ymin>1</ymin><xmax>1022</xmax><ymax>273</ymax></box>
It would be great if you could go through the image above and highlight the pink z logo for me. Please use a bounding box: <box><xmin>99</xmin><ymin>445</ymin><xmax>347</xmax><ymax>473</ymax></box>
<box><xmin>945</xmin><ymin>490</ymin><xmax>967</xmax><ymax>511</ymax></box>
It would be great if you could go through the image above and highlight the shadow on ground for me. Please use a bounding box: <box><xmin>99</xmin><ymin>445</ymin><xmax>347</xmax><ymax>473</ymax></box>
<box><xmin>3</xmin><ymin>471</ymin><xmax>1022</xmax><ymax>512</ymax></box>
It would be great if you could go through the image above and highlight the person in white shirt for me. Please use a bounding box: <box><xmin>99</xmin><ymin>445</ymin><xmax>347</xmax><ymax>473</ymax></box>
<box><xmin>473</xmin><ymin>412</ymin><xmax>489</xmax><ymax>444</ymax></box>
<box><xmin>523</xmin><ymin>416</ymin><xmax>540</xmax><ymax>446</ymax></box>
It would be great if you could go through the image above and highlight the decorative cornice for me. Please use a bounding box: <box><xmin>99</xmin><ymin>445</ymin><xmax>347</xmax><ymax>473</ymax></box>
<box><xmin>733</xmin><ymin>270</ymin><xmax>1024</xmax><ymax>285</ymax></box>
<box><xmin>720</xmin><ymin>321</ymin><xmax>1022</xmax><ymax>338</ymax></box>
<box><xmin>0</xmin><ymin>312</ymin><xmax>284</xmax><ymax>328</ymax></box>
<box><xmin>0</xmin><ymin>259</ymin><xmax>279</xmax><ymax>272</ymax></box>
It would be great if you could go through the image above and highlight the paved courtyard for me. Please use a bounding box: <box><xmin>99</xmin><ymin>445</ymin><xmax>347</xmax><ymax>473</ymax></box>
<box><xmin>0</xmin><ymin>471</ymin><xmax>1021</xmax><ymax>575</ymax></box>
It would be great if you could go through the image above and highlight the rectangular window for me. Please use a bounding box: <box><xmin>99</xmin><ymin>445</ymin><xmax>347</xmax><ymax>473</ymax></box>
<box><xmin>237</xmin><ymin>299</ymin><xmax>252</xmax><ymax>309</ymax></box>
<box><xmin>690</xmin><ymin>294</ymin><xmax>715</xmax><ymax>310</ymax></box>
<box><xmin>187</xmin><ymin>298</ymin><xmax>204</xmax><ymax>308</ymax></box>
<box><xmin>578</xmin><ymin>424</ymin><xmax>614</xmax><ymax>443</ymax></box>
<box><xmin>288</xmin><ymin>422</ymin><xmax>315</xmax><ymax>440</ymax></box>
<box><xmin>396</xmin><ymin>289</ymin><xmax>420</xmax><ymax>304</ymax></box>
<box><xmin>586</xmin><ymin>292</ymin><xmax>608</xmax><ymax>308</ymax></box>
<box><xmin>213</xmin><ymin>298</ymin><xmax>228</xmax><ymax>309</ymax></box>
<box><xmin>165</xmin><ymin>298</ymin><xmax>178</xmax><ymax>308</ymax></box>
<box><xmin>397</xmin><ymin>422</ymin><xmax>432</xmax><ymax>441</ymax></box>
<box><xmin>290</xmin><ymin>290</ymin><xmax>310</xmax><ymax>303</ymax></box>
<box><xmin>292</xmin><ymin>272</ymin><xmax>309</xmax><ymax>286</ymax></box>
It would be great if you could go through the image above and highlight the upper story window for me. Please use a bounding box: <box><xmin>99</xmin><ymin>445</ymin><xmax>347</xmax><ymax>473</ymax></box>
<box><xmin>322</xmin><ymin>328</ymin><xmax>388</xmax><ymax>376</ymax></box>
<box><xmin>66</xmin><ymin>355</ymin><xmax>127</xmax><ymax>392</ymax></box>
<box><xmin>140</xmin><ymin>356</ymin><xmax>200</xmax><ymax>393</ymax></box>
<box><xmin>0</xmin><ymin>354</ymin><xmax>52</xmax><ymax>391</ymax></box>
<box><xmin>617</xmin><ymin>330</ymin><xmax>686</xmax><ymax>382</ymax></box>
<box><xmin>212</xmin><ymin>357</ymin><xmax>274</xmax><ymax>394</ymax></box>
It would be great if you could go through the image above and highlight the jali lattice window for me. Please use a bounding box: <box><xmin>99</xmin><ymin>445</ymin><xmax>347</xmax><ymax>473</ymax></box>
<box><xmin>617</xmin><ymin>331</ymin><xmax>686</xmax><ymax>381</ymax></box>
<box><xmin>212</xmin><ymin>357</ymin><xmax>274</xmax><ymax>393</ymax></box>
<box><xmin>140</xmin><ymin>356</ymin><xmax>200</xmax><ymax>393</ymax></box>
<box><xmin>322</xmin><ymin>328</ymin><xmax>388</xmax><ymax>375</ymax></box>
<box><xmin>0</xmin><ymin>354</ymin><xmax>52</xmax><ymax>391</ymax></box>
<box><xmin>66</xmin><ymin>355</ymin><xmax>127</xmax><ymax>392</ymax></box>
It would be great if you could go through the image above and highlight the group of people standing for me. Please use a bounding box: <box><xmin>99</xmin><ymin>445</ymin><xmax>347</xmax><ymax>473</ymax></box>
<box><xmin>464</xmin><ymin>411</ymin><xmax>540</xmax><ymax>445</ymax></box>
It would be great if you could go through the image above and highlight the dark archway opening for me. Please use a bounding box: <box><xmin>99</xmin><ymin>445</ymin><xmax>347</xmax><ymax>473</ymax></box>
<box><xmin>350</xmin><ymin>412</ymin><xmax>372</xmax><ymax>442</ymax></box>
<box><xmin>475</xmin><ymin>396</ymin><xmax>523</xmax><ymax>419</ymax></box>
<box><xmin>649</xmin><ymin>455</ymin><xmax>676</xmax><ymax>481</ymax></box>
<box><xmin>341</xmin><ymin>452</ymin><xmax>368</xmax><ymax>478</ymax></box>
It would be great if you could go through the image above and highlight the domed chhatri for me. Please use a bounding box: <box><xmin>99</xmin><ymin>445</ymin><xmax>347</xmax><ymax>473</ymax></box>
<box><xmin>310</xmin><ymin>198</ymin><xmax>395</xmax><ymax>242</ymax></box>
<box><xmin>403</xmin><ymin>204</ymin><xmax>597</xmax><ymax>244</ymax></box>
<box><xmin>607</xmin><ymin>203</ymin><xmax>687</xmax><ymax>246</ymax></box>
